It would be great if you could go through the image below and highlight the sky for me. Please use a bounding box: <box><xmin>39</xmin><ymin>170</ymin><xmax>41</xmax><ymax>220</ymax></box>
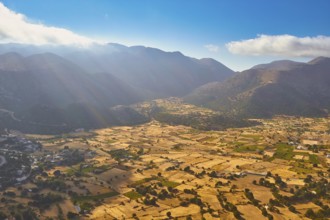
<box><xmin>0</xmin><ymin>0</ymin><xmax>330</xmax><ymax>71</ymax></box>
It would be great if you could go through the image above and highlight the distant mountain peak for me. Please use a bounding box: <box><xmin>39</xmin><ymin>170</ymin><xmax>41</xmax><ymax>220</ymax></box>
<box><xmin>107</xmin><ymin>42</ymin><xmax>127</xmax><ymax>48</ymax></box>
<box><xmin>199</xmin><ymin>58</ymin><xmax>218</xmax><ymax>63</ymax></box>
<box><xmin>0</xmin><ymin>52</ymin><xmax>25</xmax><ymax>71</ymax></box>
<box><xmin>308</xmin><ymin>56</ymin><xmax>330</xmax><ymax>65</ymax></box>
<box><xmin>251</xmin><ymin>60</ymin><xmax>304</xmax><ymax>71</ymax></box>
<box><xmin>27</xmin><ymin>52</ymin><xmax>69</xmax><ymax>60</ymax></box>
<box><xmin>0</xmin><ymin>52</ymin><xmax>23</xmax><ymax>58</ymax></box>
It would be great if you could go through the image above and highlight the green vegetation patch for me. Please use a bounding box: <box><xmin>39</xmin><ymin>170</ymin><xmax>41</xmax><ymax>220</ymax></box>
<box><xmin>289</xmin><ymin>161</ymin><xmax>316</xmax><ymax>174</ymax></box>
<box><xmin>234</xmin><ymin>145</ymin><xmax>264</xmax><ymax>152</ymax></box>
<box><xmin>66</xmin><ymin>168</ymin><xmax>77</xmax><ymax>176</ymax></box>
<box><xmin>154</xmin><ymin>111</ymin><xmax>258</xmax><ymax>131</ymax></box>
<box><xmin>66</xmin><ymin>164</ymin><xmax>111</xmax><ymax>176</ymax></box>
<box><xmin>130</xmin><ymin>177</ymin><xmax>158</xmax><ymax>187</ymax></box>
<box><xmin>294</xmin><ymin>152</ymin><xmax>309</xmax><ymax>156</ymax></box>
<box><xmin>124</xmin><ymin>190</ymin><xmax>143</xmax><ymax>199</ymax></box>
<box><xmin>273</xmin><ymin>144</ymin><xmax>320</xmax><ymax>164</ymax></box>
<box><xmin>73</xmin><ymin>191</ymin><xmax>119</xmax><ymax>202</ymax></box>
<box><xmin>161</xmin><ymin>180</ymin><xmax>180</xmax><ymax>188</ymax></box>
<box><xmin>241</xmin><ymin>134</ymin><xmax>261</xmax><ymax>141</ymax></box>
<box><xmin>78</xmin><ymin>202</ymin><xmax>94</xmax><ymax>212</ymax></box>
<box><xmin>108</xmin><ymin>149</ymin><xmax>138</xmax><ymax>160</ymax></box>
<box><xmin>308</xmin><ymin>154</ymin><xmax>319</xmax><ymax>164</ymax></box>
<box><xmin>273</xmin><ymin>143</ymin><xmax>294</xmax><ymax>160</ymax></box>
<box><xmin>130</xmin><ymin>176</ymin><xmax>180</xmax><ymax>188</ymax></box>
<box><xmin>290</xmin><ymin>166</ymin><xmax>315</xmax><ymax>174</ymax></box>
<box><xmin>198</xmin><ymin>136</ymin><xmax>217</xmax><ymax>142</ymax></box>
<box><xmin>318</xmin><ymin>145</ymin><xmax>330</xmax><ymax>149</ymax></box>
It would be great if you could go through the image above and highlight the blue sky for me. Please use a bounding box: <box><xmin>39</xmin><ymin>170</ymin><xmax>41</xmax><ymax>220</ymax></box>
<box><xmin>1</xmin><ymin>0</ymin><xmax>330</xmax><ymax>70</ymax></box>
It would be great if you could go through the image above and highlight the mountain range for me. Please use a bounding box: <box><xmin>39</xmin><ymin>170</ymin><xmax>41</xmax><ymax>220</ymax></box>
<box><xmin>0</xmin><ymin>43</ymin><xmax>234</xmax><ymax>97</ymax></box>
<box><xmin>0</xmin><ymin>43</ymin><xmax>329</xmax><ymax>134</ymax></box>
<box><xmin>185</xmin><ymin>57</ymin><xmax>330</xmax><ymax>118</ymax></box>
<box><xmin>0</xmin><ymin>44</ymin><xmax>234</xmax><ymax>133</ymax></box>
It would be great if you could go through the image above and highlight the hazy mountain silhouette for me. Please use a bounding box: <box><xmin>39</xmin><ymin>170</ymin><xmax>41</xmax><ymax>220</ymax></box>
<box><xmin>1</xmin><ymin>43</ymin><xmax>329</xmax><ymax>133</ymax></box>
<box><xmin>64</xmin><ymin>44</ymin><xmax>234</xmax><ymax>96</ymax></box>
<box><xmin>0</xmin><ymin>44</ymin><xmax>233</xmax><ymax>133</ymax></box>
<box><xmin>0</xmin><ymin>52</ymin><xmax>148</xmax><ymax>133</ymax></box>
<box><xmin>0</xmin><ymin>43</ymin><xmax>234</xmax><ymax>97</ymax></box>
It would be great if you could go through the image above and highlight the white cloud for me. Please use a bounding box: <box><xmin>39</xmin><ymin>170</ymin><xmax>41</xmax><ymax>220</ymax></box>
<box><xmin>204</xmin><ymin>44</ymin><xmax>219</xmax><ymax>52</ymax></box>
<box><xmin>0</xmin><ymin>2</ymin><xmax>98</xmax><ymax>47</ymax></box>
<box><xmin>226</xmin><ymin>34</ymin><xmax>330</xmax><ymax>57</ymax></box>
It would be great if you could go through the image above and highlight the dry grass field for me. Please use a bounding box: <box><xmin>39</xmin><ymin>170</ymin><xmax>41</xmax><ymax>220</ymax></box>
<box><xmin>1</xmin><ymin>109</ymin><xmax>329</xmax><ymax>219</ymax></box>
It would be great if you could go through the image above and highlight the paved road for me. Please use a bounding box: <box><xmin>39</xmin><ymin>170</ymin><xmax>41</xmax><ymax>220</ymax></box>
<box><xmin>0</xmin><ymin>108</ymin><xmax>21</xmax><ymax>121</ymax></box>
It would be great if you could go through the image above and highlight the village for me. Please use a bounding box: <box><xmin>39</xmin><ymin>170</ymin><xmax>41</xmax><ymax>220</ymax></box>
<box><xmin>0</xmin><ymin>110</ymin><xmax>329</xmax><ymax>219</ymax></box>
<box><xmin>0</xmin><ymin>134</ymin><xmax>41</xmax><ymax>189</ymax></box>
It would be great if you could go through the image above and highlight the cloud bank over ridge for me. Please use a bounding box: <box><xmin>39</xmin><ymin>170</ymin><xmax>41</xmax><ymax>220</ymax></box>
<box><xmin>0</xmin><ymin>2</ymin><xmax>97</xmax><ymax>46</ymax></box>
<box><xmin>226</xmin><ymin>34</ymin><xmax>330</xmax><ymax>57</ymax></box>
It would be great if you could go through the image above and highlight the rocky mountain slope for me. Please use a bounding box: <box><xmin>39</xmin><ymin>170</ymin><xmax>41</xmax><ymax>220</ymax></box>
<box><xmin>185</xmin><ymin>57</ymin><xmax>330</xmax><ymax>118</ymax></box>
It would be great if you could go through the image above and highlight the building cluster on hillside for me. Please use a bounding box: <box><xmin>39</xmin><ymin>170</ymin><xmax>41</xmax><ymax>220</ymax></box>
<box><xmin>0</xmin><ymin>134</ymin><xmax>42</xmax><ymax>153</ymax></box>
<box><xmin>41</xmin><ymin>148</ymin><xmax>96</xmax><ymax>166</ymax></box>
<box><xmin>0</xmin><ymin>135</ymin><xmax>37</xmax><ymax>188</ymax></box>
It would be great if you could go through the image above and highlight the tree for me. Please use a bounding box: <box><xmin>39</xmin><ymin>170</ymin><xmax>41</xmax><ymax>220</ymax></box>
<box><xmin>67</xmin><ymin>212</ymin><xmax>78</xmax><ymax>219</ymax></box>
<box><xmin>183</xmin><ymin>166</ymin><xmax>190</xmax><ymax>172</ymax></box>
<box><xmin>305</xmin><ymin>208</ymin><xmax>315</xmax><ymax>218</ymax></box>
<box><xmin>259</xmin><ymin>178</ymin><xmax>265</xmax><ymax>186</ymax></box>
<box><xmin>53</xmin><ymin>170</ymin><xmax>61</xmax><ymax>177</ymax></box>
<box><xmin>22</xmin><ymin>208</ymin><xmax>37</xmax><ymax>220</ymax></box>
<box><xmin>209</xmin><ymin>171</ymin><xmax>217</xmax><ymax>177</ymax></box>
<box><xmin>166</xmin><ymin>211</ymin><xmax>172</xmax><ymax>218</ymax></box>
<box><xmin>288</xmin><ymin>205</ymin><xmax>296</xmax><ymax>213</ymax></box>
<box><xmin>261</xmin><ymin>208</ymin><xmax>268</xmax><ymax>216</ymax></box>
<box><xmin>304</xmin><ymin>175</ymin><xmax>313</xmax><ymax>184</ymax></box>
<box><xmin>230</xmin><ymin>184</ymin><xmax>238</xmax><ymax>193</ymax></box>
<box><xmin>267</xmin><ymin>214</ymin><xmax>274</xmax><ymax>220</ymax></box>
<box><xmin>233</xmin><ymin>210</ymin><xmax>242</xmax><ymax>219</ymax></box>
<box><xmin>266</xmin><ymin>171</ymin><xmax>272</xmax><ymax>178</ymax></box>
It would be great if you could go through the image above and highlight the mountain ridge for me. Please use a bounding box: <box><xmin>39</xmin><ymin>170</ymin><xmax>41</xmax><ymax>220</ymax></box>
<box><xmin>0</xmin><ymin>45</ymin><xmax>234</xmax><ymax>133</ymax></box>
<box><xmin>185</xmin><ymin>56</ymin><xmax>330</xmax><ymax>118</ymax></box>
<box><xmin>1</xmin><ymin>42</ymin><xmax>330</xmax><ymax>133</ymax></box>
<box><xmin>62</xmin><ymin>43</ymin><xmax>234</xmax><ymax>97</ymax></box>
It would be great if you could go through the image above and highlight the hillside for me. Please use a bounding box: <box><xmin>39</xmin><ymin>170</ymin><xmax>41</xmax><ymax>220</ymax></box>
<box><xmin>0</xmin><ymin>52</ymin><xmax>148</xmax><ymax>133</ymax></box>
<box><xmin>132</xmin><ymin>97</ymin><xmax>258</xmax><ymax>131</ymax></box>
<box><xmin>185</xmin><ymin>57</ymin><xmax>330</xmax><ymax>118</ymax></box>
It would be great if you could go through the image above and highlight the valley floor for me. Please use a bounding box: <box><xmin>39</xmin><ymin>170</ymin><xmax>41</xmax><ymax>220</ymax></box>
<box><xmin>1</xmin><ymin>116</ymin><xmax>330</xmax><ymax>220</ymax></box>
